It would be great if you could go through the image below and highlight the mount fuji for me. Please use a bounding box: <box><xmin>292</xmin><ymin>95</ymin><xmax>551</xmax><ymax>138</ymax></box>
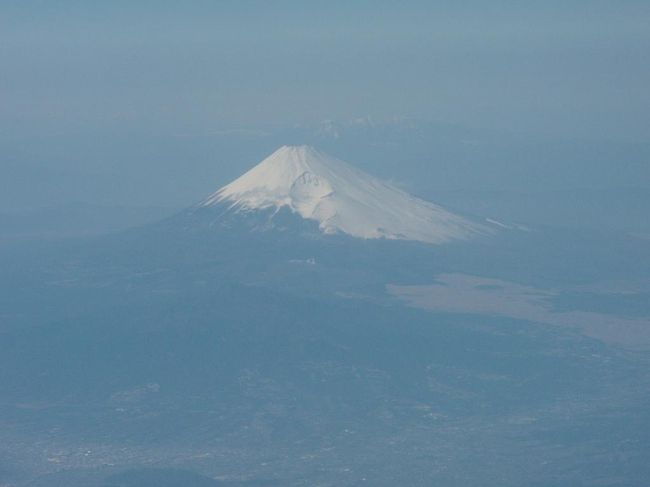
<box><xmin>199</xmin><ymin>145</ymin><xmax>491</xmax><ymax>244</ymax></box>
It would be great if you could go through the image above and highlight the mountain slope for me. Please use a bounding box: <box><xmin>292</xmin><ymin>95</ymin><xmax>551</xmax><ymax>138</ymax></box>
<box><xmin>201</xmin><ymin>145</ymin><xmax>490</xmax><ymax>244</ymax></box>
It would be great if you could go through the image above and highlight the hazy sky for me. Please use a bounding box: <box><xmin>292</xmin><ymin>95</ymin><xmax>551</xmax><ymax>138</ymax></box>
<box><xmin>2</xmin><ymin>1</ymin><xmax>649</xmax><ymax>141</ymax></box>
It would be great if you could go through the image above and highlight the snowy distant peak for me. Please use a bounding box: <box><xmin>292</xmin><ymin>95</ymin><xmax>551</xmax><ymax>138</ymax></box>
<box><xmin>202</xmin><ymin>145</ymin><xmax>490</xmax><ymax>244</ymax></box>
<box><xmin>202</xmin><ymin>145</ymin><xmax>365</xmax><ymax>211</ymax></box>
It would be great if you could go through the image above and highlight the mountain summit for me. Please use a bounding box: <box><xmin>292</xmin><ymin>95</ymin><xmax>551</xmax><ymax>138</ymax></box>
<box><xmin>201</xmin><ymin>145</ymin><xmax>488</xmax><ymax>244</ymax></box>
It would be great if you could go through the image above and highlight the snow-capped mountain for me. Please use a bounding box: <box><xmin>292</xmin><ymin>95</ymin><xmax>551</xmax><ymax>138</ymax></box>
<box><xmin>201</xmin><ymin>145</ymin><xmax>490</xmax><ymax>244</ymax></box>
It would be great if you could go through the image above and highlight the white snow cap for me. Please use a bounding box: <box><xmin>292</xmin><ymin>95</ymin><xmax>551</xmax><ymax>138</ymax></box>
<box><xmin>202</xmin><ymin>145</ymin><xmax>489</xmax><ymax>244</ymax></box>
